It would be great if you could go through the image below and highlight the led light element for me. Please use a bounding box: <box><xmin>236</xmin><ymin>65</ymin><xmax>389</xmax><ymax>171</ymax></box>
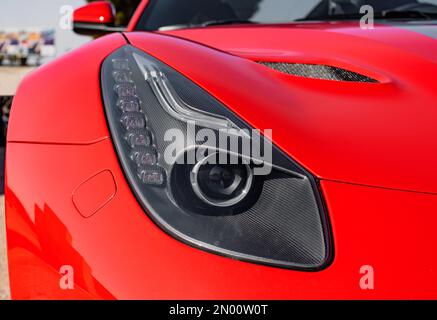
<box><xmin>112</xmin><ymin>58</ymin><xmax>129</xmax><ymax>70</ymax></box>
<box><xmin>112</xmin><ymin>70</ymin><xmax>134</xmax><ymax>83</ymax></box>
<box><xmin>125</xmin><ymin>129</ymin><xmax>152</xmax><ymax>148</ymax></box>
<box><xmin>137</xmin><ymin>166</ymin><xmax>165</xmax><ymax>186</ymax></box>
<box><xmin>133</xmin><ymin>53</ymin><xmax>245</xmax><ymax>134</ymax></box>
<box><xmin>117</xmin><ymin>97</ymin><xmax>141</xmax><ymax>112</ymax></box>
<box><xmin>120</xmin><ymin>112</ymin><xmax>146</xmax><ymax>130</ymax></box>
<box><xmin>110</xmin><ymin>57</ymin><xmax>166</xmax><ymax>186</ymax></box>
<box><xmin>114</xmin><ymin>82</ymin><xmax>137</xmax><ymax>97</ymax></box>
<box><xmin>130</xmin><ymin>147</ymin><xmax>158</xmax><ymax>166</ymax></box>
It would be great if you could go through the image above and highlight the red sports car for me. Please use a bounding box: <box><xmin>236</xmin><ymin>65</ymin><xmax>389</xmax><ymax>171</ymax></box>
<box><xmin>6</xmin><ymin>0</ymin><xmax>437</xmax><ymax>299</ymax></box>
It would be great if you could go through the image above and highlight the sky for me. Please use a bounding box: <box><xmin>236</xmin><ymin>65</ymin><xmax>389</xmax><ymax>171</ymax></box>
<box><xmin>0</xmin><ymin>0</ymin><xmax>92</xmax><ymax>57</ymax></box>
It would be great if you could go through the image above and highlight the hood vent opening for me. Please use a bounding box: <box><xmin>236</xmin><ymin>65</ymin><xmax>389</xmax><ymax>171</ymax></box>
<box><xmin>258</xmin><ymin>62</ymin><xmax>379</xmax><ymax>83</ymax></box>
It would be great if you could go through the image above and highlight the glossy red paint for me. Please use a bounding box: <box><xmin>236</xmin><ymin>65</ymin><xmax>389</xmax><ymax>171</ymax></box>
<box><xmin>72</xmin><ymin>170</ymin><xmax>117</xmax><ymax>218</ymax></box>
<box><xmin>6</xmin><ymin>8</ymin><xmax>437</xmax><ymax>298</ymax></box>
<box><xmin>73</xmin><ymin>1</ymin><xmax>115</xmax><ymax>25</ymax></box>
<box><xmin>127</xmin><ymin>27</ymin><xmax>437</xmax><ymax>195</ymax></box>
<box><xmin>6</xmin><ymin>140</ymin><xmax>437</xmax><ymax>299</ymax></box>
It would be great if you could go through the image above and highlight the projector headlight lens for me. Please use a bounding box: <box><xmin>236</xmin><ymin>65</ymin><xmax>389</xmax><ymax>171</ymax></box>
<box><xmin>191</xmin><ymin>153</ymin><xmax>253</xmax><ymax>208</ymax></box>
<box><xmin>101</xmin><ymin>45</ymin><xmax>331</xmax><ymax>270</ymax></box>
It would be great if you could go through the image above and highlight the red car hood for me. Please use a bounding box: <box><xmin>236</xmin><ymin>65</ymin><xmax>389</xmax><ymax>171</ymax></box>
<box><xmin>126</xmin><ymin>22</ymin><xmax>437</xmax><ymax>194</ymax></box>
<box><xmin>163</xmin><ymin>22</ymin><xmax>437</xmax><ymax>63</ymax></box>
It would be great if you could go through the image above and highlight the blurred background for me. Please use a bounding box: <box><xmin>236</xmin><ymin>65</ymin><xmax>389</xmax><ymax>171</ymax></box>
<box><xmin>0</xmin><ymin>0</ymin><xmax>140</xmax><ymax>300</ymax></box>
<box><xmin>0</xmin><ymin>0</ymin><xmax>140</xmax><ymax>66</ymax></box>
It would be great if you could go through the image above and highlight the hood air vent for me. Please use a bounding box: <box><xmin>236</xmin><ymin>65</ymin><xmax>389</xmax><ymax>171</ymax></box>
<box><xmin>259</xmin><ymin>62</ymin><xmax>378</xmax><ymax>83</ymax></box>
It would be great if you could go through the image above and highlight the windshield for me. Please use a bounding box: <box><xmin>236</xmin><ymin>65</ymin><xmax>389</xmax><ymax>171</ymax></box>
<box><xmin>135</xmin><ymin>0</ymin><xmax>437</xmax><ymax>31</ymax></box>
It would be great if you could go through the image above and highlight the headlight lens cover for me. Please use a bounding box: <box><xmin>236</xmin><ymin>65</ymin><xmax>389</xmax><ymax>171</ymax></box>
<box><xmin>101</xmin><ymin>45</ymin><xmax>332</xmax><ymax>270</ymax></box>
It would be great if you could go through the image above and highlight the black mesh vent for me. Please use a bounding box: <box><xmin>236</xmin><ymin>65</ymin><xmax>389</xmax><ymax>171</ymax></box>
<box><xmin>259</xmin><ymin>62</ymin><xmax>378</xmax><ymax>83</ymax></box>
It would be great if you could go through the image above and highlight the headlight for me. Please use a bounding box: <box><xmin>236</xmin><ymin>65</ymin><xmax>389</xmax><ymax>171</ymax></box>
<box><xmin>101</xmin><ymin>45</ymin><xmax>331</xmax><ymax>270</ymax></box>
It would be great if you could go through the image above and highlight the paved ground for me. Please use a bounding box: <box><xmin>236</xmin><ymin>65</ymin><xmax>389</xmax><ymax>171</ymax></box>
<box><xmin>0</xmin><ymin>66</ymin><xmax>32</xmax><ymax>299</ymax></box>
<box><xmin>0</xmin><ymin>67</ymin><xmax>34</xmax><ymax>96</ymax></box>
<box><xmin>0</xmin><ymin>195</ymin><xmax>9</xmax><ymax>300</ymax></box>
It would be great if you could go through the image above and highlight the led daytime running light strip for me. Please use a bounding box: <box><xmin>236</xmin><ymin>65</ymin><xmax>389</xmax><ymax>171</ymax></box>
<box><xmin>133</xmin><ymin>53</ymin><xmax>244</xmax><ymax>135</ymax></box>
<box><xmin>112</xmin><ymin>58</ymin><xmax>166</xmax><ymax>186</ymax></box>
